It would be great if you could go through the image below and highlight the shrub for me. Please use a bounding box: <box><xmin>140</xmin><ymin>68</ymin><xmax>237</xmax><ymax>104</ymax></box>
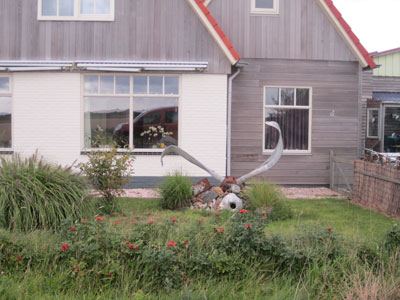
<box><xmin>243</xmin><ymin>181</ymin><xmax>293</xmax><ymax>221</ymax></box>
<box><xmin>160</xmin><ymin>172</ymin><xmax>192</xmax><ymax>210</ymax></box>
<box><xmin>80</xmin><ymin>146</ymin><xmax>134</xmax><ymax>214</ymax></box>
<box><xmin>384</xmin><ymin>224</ymin><xmax>400</xmax><ymax>252</ymax></box>
<box><xmin>0</xmin><ymin>153</ymin><xmax>94</xmax><ymax>231</ymax></box>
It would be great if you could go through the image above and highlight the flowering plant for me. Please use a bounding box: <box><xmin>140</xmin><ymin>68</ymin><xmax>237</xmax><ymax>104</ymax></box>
<box><xmin>140</xmin><ymin>126</ymin><xmax>173</xmax><ymax>148</ymax></box>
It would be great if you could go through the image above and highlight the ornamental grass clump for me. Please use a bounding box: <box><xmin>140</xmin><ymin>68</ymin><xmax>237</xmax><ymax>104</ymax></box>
<box><xmin>0</xmin><ymin>153</ymin><xmax>94</xmax><ymax>232</ymax></box>
<box><xmin>243</xmin><ymin>181</ymin><xmax>293</xmax><ymax>221</ymax></box>
<box><xmin>160</xmin><ymin>171</ymin><xmax>192</xmax><ymax>210</ymax></box>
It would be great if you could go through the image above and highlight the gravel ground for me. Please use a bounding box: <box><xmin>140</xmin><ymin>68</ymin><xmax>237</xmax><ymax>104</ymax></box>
<box><xmin>120</xmin><ymin>187</ymin><xmax>346</xmax><ymax>199</ymax></box>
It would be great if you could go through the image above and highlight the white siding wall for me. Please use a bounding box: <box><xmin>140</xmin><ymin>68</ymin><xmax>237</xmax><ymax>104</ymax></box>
<box><xmin>12</xmin><ymin>72</ymin><xmax>227</xmax><ymax>177</ymax></box>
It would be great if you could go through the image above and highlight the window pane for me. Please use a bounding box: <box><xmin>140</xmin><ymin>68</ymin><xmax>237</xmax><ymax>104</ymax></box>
<box><xmin>281</xmin><ymin>88</ymin><xmax>294</xmax><ymax>106</ymax></box>
<box><xmin>383</xmin><ymin>107</ymin><xmax>400</xmax><ymax>153</ymax></box>
<box><xmin>368</xmin><ymin>109</ymin><xmax>379</xmax><ymax>137</ymax></box>
<box><xmin>133</xmin><ymin>76</ymin><xmax>147</xmax><ymax>94</ymax></box>
<box><xmin>100</xmin><ymin>75</ymin><xmax>114</xmax><ymax>94</ymax></box>
<box><xmin>116</xmin><ymin>76</ymin><xmax>130</xmax><ymax>94</ymax></box>
<box><xmin>165</xmin><ymin>111</ymin><xmax>178</xmax><ymax>124</ymax></box>
<box><xmin>84</xmin><ymin>97</ymin><xmax>129</xmax><ymax>148</ymax></box>
<box><xmin>59</xmin><ymin>0</ymin><xmax>74</xmax><ymax>16</ymax></box>
<box><xmin>149</xmin><ymin>76</ymin><xmax>163</xmax><ymax>94</ymax></box>
<box><xmin>0</xmin><ymin>78</ymin><xmax>9</xmax><ymax>92</ymax></box>
<box><xmin>265</xmin><ymin>108</ymin><xmax>309</xmax><ymax>150</ymax></box>
<box><xmin>42</xmin><ymin>0</ymin><xmax>57</xmax><ymax>16</ymax></box>
<box><xmin>81</xmin><ymin>0</ymin><xmax>95</xmax><ymax>14</ymax></box>
<box><xmin>84</xmin><ymin>76</ymin><xmax>99</xmax><ymax>94</ymax></box>
<box><xmin>265</xmin><ymin>87</ymin><xmax>279</xmax><ymax>105</ymax></box>
<box><xmin>0</xmin><ymin>97</ymin><xmax>11</xmax><ymax>148</ymax></box>
<box><xmin>255</xmin><ymin>0</ymin><xmax>274</xmax><ymax>9</ymax></box>
<box><xmin>96</xmin><ymin>0</ymin><xmax>110</xmax><ymax>14</ymax></box>
<box><xmin>133</xmin><ymin>97</ymin><xmax>178</xmax><ymax>149</ymax></box>
<box><xmin>296</xmin><ymin>89</ymin><xmax>310</xmax><ymax>106</ymax></box>
<box><xmin>165</xmin><ymin>76</ymin><xmax>179</xmax><ymax>95</ymax></box>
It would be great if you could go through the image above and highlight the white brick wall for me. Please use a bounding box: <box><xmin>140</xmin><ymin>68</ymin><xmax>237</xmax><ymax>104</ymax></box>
<box><xmin>12</xmin><ymin>72</ymin><xmax>228</xmax><ymax>177</ymax></box>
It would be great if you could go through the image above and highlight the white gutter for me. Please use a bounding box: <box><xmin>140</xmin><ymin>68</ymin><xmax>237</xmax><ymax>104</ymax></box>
<box><xmin>85</xmin><ymin>67</ymin><xmax>142</xmax><ymax>72</ymax></box>
<box><xmin>226</xmin><ymin>68</ymin><xmax>241</xmax><ymax>176</ymax></box>
<box><xmin>7</xmin><ymin>67</ymin><xmax>63</xmax><ymax>72</ymax></box>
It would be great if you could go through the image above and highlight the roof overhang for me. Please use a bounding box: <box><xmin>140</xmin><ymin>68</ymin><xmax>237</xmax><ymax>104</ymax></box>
<box><xmin>317</xmin><ymin>0</ymin><xmax>376</xmax><ymax>69</ymax></box>
<box><xmin>0</xmin><ymin>61</ymin><xmax>209</xmax><ymax>72</ymax></box>
<box><xmin>186</xmin><ymin>0</ymin><xmax>240</xmax><ymax>65</ymax></box>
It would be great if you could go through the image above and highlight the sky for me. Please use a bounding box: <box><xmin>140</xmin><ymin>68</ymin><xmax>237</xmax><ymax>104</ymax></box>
<box><xmin>333</xmin><ymin>0</ymin><xmax>400</xmax><ymax>53</ymax></box>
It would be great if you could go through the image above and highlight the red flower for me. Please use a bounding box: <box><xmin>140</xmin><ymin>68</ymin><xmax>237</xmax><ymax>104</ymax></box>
<box><xmin>245</xmin><ymin>224</ymin><xmax>251</xmax><ymax>229</ymax></box>
<box><xmin>149</xmin><ymin>220</ymin><xmax>153</xmax><ymax>224</ymax></box>
<box><xmin>214</xmin><ymin>212</ymin><xmax>221</xmax><ymax>217</ymax></box>
<box><xmin>107</xmin><ymin>273</ymin><xmax>111</xmax><ymax>277</ymax></box>
<box><xmin>328</xmin><ymin>227</ymin><xmax>332</xmax><ymax>232</ymax></box>
<box><xmin>184</xmin><ymin>240</ymin><xmax>187</xmax><ymax>244</ymax></box>
<box><xmin>96</xmin><ymin>217</ymin><xmax>104</xmax><ymax>221</ymax></box>
<box><xmin>171</xmin><ymin>218</ymin><xmax>176</xmax><ymax>223</ymax></box>
<box><xmin>81</xmin><ymin>219</ymin><xmax>87</xmax><ymax>222</ymax></box>
<box><xmin>17</xmin><ymin>256</ymin><xmax>22</xmax><ymax>261</ymax></box>
<box><xmin>61</xmin><ymin>243</ymin><xmax>69</xmax><ymax>251</ymax></box>
<box><xmin>132</xmin><ymin>221</ymin><xmax>137</xmax><ymax>224</ymax></box>
<box><xmin>198</xmin><ymin>219</ymin><xmax>203</xmax><ymax>223</ymax></box>
<box><xmin>70</xmin><ymin>226</ymin><xmax>76</xmax><ymax>231</ymax></box>
<box><xmin>167</xmin><ymin>240</ymin><xmax>176</xmax><ymax>247</ymax></box>
<box><xmin>263</xmin><ymin>211</ymin><xmax>267</xmax><ymax>216</ymax></box>
<box><xmin>126</xmin><ymin>241</ymin><xmax>130</xmax><ymax>245</ymax></box>
<box><xmin>215</xmin><ymin>227</ymin><xmax>224</xmax><ymax>233</ymax></box>
<box><xmin>114</xmin><ymin>222</ymin><xmax>119</xmax><ymax>226</ymax></box>
<box><xmin>239</xmin><ymin>209</ymin><xmax>248</xmax><ymax>214</ymax></box>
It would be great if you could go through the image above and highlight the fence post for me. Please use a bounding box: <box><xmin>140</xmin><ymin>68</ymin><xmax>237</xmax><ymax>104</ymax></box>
<box><xmin>330</xmin><ymin>150</ymin><xmax>334</xmax><ymax>189</ymax></box>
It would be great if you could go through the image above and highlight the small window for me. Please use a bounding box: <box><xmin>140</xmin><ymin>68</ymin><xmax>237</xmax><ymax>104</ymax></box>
<box><xmin>0</xmin><ymin>76</ymin><xmax>12</xmax><ymax>149</ymax></box>
<box><xmin>38</xmin><ymin>0</ymin><xmax>115</xmax><ymax>21</ymax></box>
<box><xmin>264</xmin><ymin>86</ymin><xmax>312</xmax><ymax>153</ymax></box>
<box><xmin>367</xmin><ymin>108</ymin><xmax>379</xmax><ymax>138</ymax></box>
<box><xmin>251</xmin><ymin>0</ymin><xmax>279</xmax><ymax>15</ymax></box>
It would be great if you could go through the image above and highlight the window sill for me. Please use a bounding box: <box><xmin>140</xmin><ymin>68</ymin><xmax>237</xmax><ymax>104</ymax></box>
<box><xmin>80</xmin><ymin>150</ymin><xmax>177</xmax><ymax>156</ymax></box>
<box><xmin>263</xmin><ymin>151</ymin><xmax>312</xmax><ymax>156</ymax></box>
<box><xmin>0</xmin><ymin>150</ymin><xmax>13</xmax><ymax>154</ymax></box>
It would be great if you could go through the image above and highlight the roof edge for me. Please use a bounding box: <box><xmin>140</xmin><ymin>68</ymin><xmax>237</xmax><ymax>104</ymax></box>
<box><xmin>318</xmin><ymin>0</ymin><xmax>376</xmax><ymax>69</ymax></box>
<box><xmin>370</xmin><ymin>47</ymin><xmax>400</xmax><ymax>57</ymax></box>
<box><xmin>186</xmin><ymin>0</ymin><xmax>240</xmax><ymax>65</ymax></box>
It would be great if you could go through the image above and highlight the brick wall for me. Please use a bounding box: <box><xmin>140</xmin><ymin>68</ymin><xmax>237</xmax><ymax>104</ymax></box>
<box><xmin>11</xmin><ymin>72</ymin><xmax>227</xmax><ymax>177</ymax></box>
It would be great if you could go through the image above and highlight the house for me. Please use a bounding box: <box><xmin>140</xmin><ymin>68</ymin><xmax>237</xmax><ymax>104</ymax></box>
<box><xmin>0</xmin><ymin>0</ymin><xmax>376</xmax><ymax>186</ymax></box>
<box><xmin>363</xmin><ymin>48</ymin><xmax>400</xmax><ymax>153</ymax></box>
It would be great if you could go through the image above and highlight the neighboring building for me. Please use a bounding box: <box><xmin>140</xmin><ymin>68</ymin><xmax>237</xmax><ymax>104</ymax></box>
<box><xmin>364</xmin><ymin>48</ymin><xmax>400</xmax><ymax>153</ymax></box>
<box><xmin>0</xmin><ymin>0</ymin><xmax>376</xmax><ymax>185</ymax></box>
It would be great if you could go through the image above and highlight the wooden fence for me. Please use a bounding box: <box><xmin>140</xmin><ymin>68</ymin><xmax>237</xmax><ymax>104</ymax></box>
<box><xmin>353</xmin><ymin>160</ymin><xmax>400</xmax><ymax>218</ymax></box>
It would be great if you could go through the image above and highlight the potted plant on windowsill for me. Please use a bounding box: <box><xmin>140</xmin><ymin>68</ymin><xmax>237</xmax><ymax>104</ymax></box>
<box><xmin>140</xmin><ymin>126</ymin><xmax>174</xmax><ymax>149</ymax></box>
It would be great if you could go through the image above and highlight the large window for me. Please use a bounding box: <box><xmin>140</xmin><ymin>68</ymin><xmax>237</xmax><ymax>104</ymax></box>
<box><xmin>83</xmin><ymin>75</ymin><xmax>179</xmax><ymax>150</ymax></box>
<box><xmin>38</xmin><ymin>0</ymin><xmax>115</xmax><ymax>21</ymax></box>
<box><xmin>0</xmin><ymin>76</ymin><xmax>12</xmax><ymax>149</ymax></box>
<box><xmin>367</xmin><ymin>108</ymin><xmax>379</xmax><ymax>138</ymax></box>
<box><xmin>264</xmin><ymin>87</ymin><xmax>312</xmax><ymax>153</ymax></box>
<box><xmin>251</xmin><ymin>0</ymin><xmax>279</xmax><ymax>14</ymax></box>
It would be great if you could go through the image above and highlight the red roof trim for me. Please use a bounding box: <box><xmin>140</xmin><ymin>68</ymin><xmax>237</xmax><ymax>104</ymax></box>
<box><xmin>370</xmin><ymin>47</ymin><xmax>400</xmax><ymax>57</ymax></box>
<box><xmin>324</xmin><ymin>0</ymin><xmax>376</xmax><ymax>69</ymax></box>
<box><xmin>194</xmin><ymin>0</ymin><xmax>241</xmax><ymax>62</ymax></box>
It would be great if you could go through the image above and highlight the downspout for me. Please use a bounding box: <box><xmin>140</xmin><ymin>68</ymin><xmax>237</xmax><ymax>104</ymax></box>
<box><xmin>226</xmin><ymin>68</ymin><xmax>241</xmax><ymax>177</ymax></box>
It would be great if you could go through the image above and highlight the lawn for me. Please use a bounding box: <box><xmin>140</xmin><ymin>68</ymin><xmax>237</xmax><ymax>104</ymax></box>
<box><xmin>1</xmin><ymin>197</ymin><xmax>399</xmax><ymax>300</ymax></box>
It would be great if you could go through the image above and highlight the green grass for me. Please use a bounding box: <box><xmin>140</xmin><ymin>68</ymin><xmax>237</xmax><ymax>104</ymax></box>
<box><xmin>1</xmin><ymin>196</ymin><xmax>399</xmax><ymax>300</ymax></box>
<box><xmin>268</xmin><ymin>198</ymin><xmax>397</xmax><ymax>246</ymax></box>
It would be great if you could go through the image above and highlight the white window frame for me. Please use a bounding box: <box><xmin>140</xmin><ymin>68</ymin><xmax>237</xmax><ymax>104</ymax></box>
<box><xmin>263</xmin><ymin>86</ymin><xmax>312</xmax><ymax>155</ymax></box>
<box><xmin>251</xmin><ymin>0</ymin><xmax>279</xmax><ymax>15</ymax></box>
<box><xmin>367</xmin><ymin>108</ymin><xmax>379</xmax><ymax>139</ymax></box>
<box><xmin>38</xmin><ymin>0</ymin><xmax>115</xmax><ymax>21</ymax></box>
<box><xmin>81</xmin><ymin>73</ymin><xmax>181</xmax><ymax>153</ymax></box>
<box><xmin>0</xmin><ymin>75</ymin><xmax>13</xmax><ymax>151</ymax></box>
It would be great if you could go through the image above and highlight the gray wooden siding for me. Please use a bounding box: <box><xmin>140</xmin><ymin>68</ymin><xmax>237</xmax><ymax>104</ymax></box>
<box><xmin>372</xmin><ymin>76</ymin><xmax>400</xmax><ymax>93</ymax></box>
<box><xmin>0</xmin><ymin>0</ymin><xmax>231</xmax><ymax>74</ymax></box>
<box><xmin>209</xmin><ymin>0</ymin><xmax>357</xmax><ymax>62</ymax></box>
<box><xmin>231</xmin><ymin>59</ymin><xmax>360</xmax><ymax>185</ymax></box>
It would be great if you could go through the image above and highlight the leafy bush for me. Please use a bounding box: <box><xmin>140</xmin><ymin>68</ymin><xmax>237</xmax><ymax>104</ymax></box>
<box><xmin>243</xmin><ymin>181</ymin><xmax>293</xmax><ymax>221</ymax></box>
<box><xmin>384</xmin><ymin>224</ymin><xmax>400</xmax><ymax>252</ymax></box>
<box><xmin>80</xmin><ymin>146</ymin><xmax>134</xmax><ymax>214</ymax></box>
<box><xmin>160</xmin><ymin>172</ymin><xmax>192</xmax><ymax>210</ymax></box>
<box><xmin>0</xmin><ymin>153</ymin><xmax>94</xmax><ymax>231</ymax></box>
